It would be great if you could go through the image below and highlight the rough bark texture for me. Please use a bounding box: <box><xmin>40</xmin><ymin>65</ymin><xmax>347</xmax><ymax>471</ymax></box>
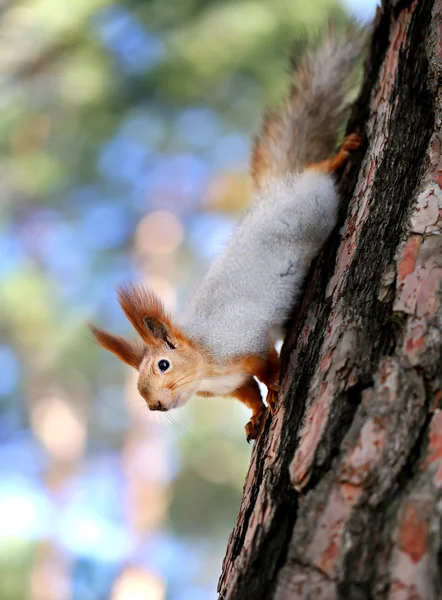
<box><xmin>218</xmin><ymin>1</ymin><xmax>442</xmax><ymax>598</ymax></box>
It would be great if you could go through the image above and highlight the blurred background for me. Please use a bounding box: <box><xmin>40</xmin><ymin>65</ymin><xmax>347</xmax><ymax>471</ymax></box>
<box><xmin>0</xmin><ymin>0</ymin><xmax>377</xmax><ymax>598</ymax></box>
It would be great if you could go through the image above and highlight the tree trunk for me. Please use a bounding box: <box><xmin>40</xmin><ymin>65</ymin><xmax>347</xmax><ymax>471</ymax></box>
<box><xmin>217</xmin><ymin>1</ymin><xmax>442</xmax><ymax>598</ymax></box>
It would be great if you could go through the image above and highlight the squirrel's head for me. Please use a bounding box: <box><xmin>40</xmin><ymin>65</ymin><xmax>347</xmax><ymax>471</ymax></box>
<box><xmin>89</xmin><ymin>284</ymin><xmax>205</xmax><ymax>412</ymax></box>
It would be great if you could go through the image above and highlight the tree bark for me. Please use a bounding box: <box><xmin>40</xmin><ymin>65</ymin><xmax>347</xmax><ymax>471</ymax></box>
<box><xmin>218</xmin><ymin>1</ymin><xmax>442</xmax><ymax>598</ymax></box>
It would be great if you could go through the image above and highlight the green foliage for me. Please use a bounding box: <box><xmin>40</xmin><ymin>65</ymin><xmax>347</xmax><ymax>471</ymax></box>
<box><xmin>0</xmin><ymin>539</ymin><xmax>36</xmax><ymax>600</ymax></box>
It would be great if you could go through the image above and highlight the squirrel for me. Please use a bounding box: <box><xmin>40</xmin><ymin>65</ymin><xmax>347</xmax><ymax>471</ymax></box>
<box><xmin>90</xmin><ymin>28</ymin><xmax>365</xmax><ymax>442</ymax></box>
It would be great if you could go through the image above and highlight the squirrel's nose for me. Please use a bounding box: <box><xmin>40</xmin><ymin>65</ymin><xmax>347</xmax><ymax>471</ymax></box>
<box><xmin>151</xmin><ymin>401</ymin><xmax>168</xmax><ymax>412</ymax></box>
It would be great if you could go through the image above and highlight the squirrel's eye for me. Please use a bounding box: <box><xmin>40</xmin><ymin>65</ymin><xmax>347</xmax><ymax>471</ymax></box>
<box><xmin>158</xmin><ymin>359</ymin><xmax>170</xmax><ymax>372</ymax></box>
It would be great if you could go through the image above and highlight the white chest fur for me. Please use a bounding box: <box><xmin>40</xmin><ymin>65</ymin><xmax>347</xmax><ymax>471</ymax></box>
<box><xmin>197</xmin><ymin>370</ymin><xmax>248</xmax><ymax>397</ymax></box>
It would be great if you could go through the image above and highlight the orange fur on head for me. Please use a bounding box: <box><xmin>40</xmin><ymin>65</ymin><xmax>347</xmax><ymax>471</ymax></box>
<box><xmin>89</xmin><ymin>324</ymin><xmax>145</xmax><ymax>369</ymax></box>
<box><xmin>117</xmin><ymin>283</ymin><xmax>185</xmax><ymax>348</ymax></box>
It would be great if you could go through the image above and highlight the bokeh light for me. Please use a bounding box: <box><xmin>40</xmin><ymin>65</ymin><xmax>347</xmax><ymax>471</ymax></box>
<box><xmin>111</xmin><ymin>567</ymin><xmax>165</xmax><ymax>600</ymax></box>
<box><xmin>136</xmin><ymin>211</ymin><xmax>184</xmax><ymax>256</ymax></box>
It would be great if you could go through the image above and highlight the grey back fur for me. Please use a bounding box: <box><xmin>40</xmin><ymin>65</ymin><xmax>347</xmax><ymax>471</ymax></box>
<box><xmin>182</xmin><ymin>171</ymin><xmax>338</xmax><ymax>359</ymax></box>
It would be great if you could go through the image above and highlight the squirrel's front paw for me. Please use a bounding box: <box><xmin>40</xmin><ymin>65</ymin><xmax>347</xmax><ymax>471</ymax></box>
<box><xmin>267</xmin><ymin>384</ymin><xmax>280</xmax><ymax>414</ymax></box>
<box><xmin>245</xmin><ymin>409</ymin><xmax>266</xmax><ymax>443</ymax></box>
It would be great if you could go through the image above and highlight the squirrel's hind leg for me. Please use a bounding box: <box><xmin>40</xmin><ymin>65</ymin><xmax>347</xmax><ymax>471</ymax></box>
<box><xmin>233</xmin><ymin>377</ymin><xmax>267</xmax><ymax>442</ymax></box>
<box><xmin>307</xmin><ymin>133</ymin><xmax>362</xmax><ymax>174</ymax></box>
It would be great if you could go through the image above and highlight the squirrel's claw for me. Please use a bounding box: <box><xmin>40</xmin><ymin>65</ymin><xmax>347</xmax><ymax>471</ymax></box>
<box><xmin>267</xmin><ymin>384</ymin><xmax>280</xmax><ymax>414</ymax></box>
<box><xmin>245</xmin><ymin>420</ymin><xmax>260</xmax><ymax>443</ymax></box>
<box><xmin>244</xmin><ymin>409</ymin><xmax>266</xmax><ymax>442</ymax></box>
<box><xmin>245</xmin><ymin>387</ymin><xmax>279</xmax><ymax>441</ymax></box>
<box><xmin>342</xmin><ymin>132</ymin><xmax>363</xmax><ymax>151</ymax></box>
<box><xmin>308</xmin><ymin>132</ymin><xmax>363</xmax><ymax>175</ymax></box>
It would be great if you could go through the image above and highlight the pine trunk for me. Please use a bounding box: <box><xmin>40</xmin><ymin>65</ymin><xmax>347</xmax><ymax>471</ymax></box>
<box><xmin>218</xmin><ymin>1</ymin><xmax>442</xmax><ymax>598</ymax></box>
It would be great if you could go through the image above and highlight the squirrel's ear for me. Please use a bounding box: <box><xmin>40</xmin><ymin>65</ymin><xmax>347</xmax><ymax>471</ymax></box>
<box><xmin>117</xmin><ymin>283</ymin><xmax>177</xmax><ymax>348</ymax></box>
<box><xmin>143</xmin><ymin>317</ymin><xmax>176</xmax><ymax>349</ymax></box>
<box><xmin>89</xmin><ymin>324</ymin><xmax>144</xmax><ymax>369</ymax></box>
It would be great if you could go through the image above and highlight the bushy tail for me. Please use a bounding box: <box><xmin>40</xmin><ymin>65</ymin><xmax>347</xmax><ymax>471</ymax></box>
<box><xmin>251</xmin><ymin>25</ymin><xmax>367</xmax><ymax>189</ymax></box>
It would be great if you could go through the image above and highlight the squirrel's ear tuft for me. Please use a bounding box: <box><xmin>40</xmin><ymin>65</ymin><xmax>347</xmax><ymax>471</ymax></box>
<box><xmin>89</xmin><ymin>324</ymin><xmax>144</xmax><ymax>369</ymax></box>
<box><xmin>117</xmin><ymin>283</ymin><xmax>179</xmax><ymax>348</ymax></box>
